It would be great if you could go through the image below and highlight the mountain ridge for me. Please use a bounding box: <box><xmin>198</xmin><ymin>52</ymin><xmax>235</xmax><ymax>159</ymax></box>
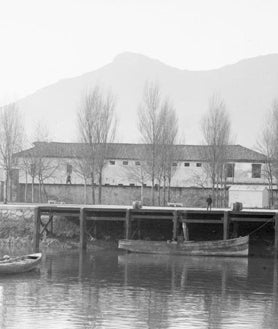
<box><xmin>18</xmin><ymin>52</ymin><xmax>278</xmax><ymax>148</ymax></box>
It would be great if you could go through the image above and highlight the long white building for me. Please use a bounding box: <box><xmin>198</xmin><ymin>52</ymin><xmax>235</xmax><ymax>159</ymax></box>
<box><xmin>14</xmin><ymin>142</ymin><xmax>267</xmax><ymax>188</ymax></box>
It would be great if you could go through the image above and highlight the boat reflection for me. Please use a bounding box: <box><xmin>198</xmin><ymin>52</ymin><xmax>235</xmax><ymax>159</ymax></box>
<box><xmin>118</xmin><ymin>253</ymin><xmax>249</xmax><ymax>293</ymax></box>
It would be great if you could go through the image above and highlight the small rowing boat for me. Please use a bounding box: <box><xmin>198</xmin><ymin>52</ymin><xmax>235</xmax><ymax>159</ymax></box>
<box><xmin>118</xmin><ymin>236</ymin><xmax>249</xmax><ymax>257</ymax></box>
<box><xmin>0</xmin><ymin>253</ymin><xmax>42</xmax><ymax>274</ymax></box>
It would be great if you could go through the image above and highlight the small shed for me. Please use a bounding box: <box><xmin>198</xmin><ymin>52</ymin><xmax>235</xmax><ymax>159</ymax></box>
<box><xmin>228</xmin><ymin>185</ymin><xmax>269</xmax><ymax>208</ymax></box>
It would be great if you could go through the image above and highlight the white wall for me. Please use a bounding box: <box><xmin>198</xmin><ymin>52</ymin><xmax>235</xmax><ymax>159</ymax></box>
<box><xmin>17</xmin><ymin>157</ymin><xmax>268</xmax><ymax>188</ymax></box>
<box><xmin>229</xmin><ymin>189</ymin><xmax>269</xmax><ymax>208</ymax></box>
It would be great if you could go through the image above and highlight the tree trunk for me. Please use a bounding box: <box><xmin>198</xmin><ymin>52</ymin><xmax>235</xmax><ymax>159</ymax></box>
<box><xmin>31</xmin><ymin>176</ymin><xmax>34</xmax><ymax>203</ymax></box>
<box><xmin>38</xmin><ymin>182</ymin><xmax>41</xmax><ymax>203</ymax></box>
<box><xmin>140</xmin><ymin>184</ymin><xmax>144</xmax><ymax>204</ymax></box>
<box><xmin>157</xmin><ymin>182</ymin><xmax>161</xmax><ymax>206</ymax></box>
<box><xmin>83</xmin><ymin>180</ymin><xmax>87</xmax><ymax>204</ymax></box>
<box><xmin>91</xmin><ymin>173</ymin><xmax>95</xmax><ymax>204</ymax></box>
<box><xmin>151</xmin><ymin>177</ymin><xmax>155</xmax><ymax>205</ymax></box>
<box><xmin>269</xmin><ymin>175</ymin><xmax>274</xmax><ymax>208</ymax></box>
<box><xmin>25</xmin><ymin>171</ymin><xmax>28</xmax><ymax>202</ymax></box>
<box><xmin>4</xmin><ymin>169</ymin><xmax>8</xmax><ymax>203</ymax></box>
<box><xmin>167</xmin><ymin>177</ymin><xmax>171</xmax><ymax>203</ymax></box>
<box><xmin>98</xmin><ymin>171</ymin><xmax>102</xmax><ymax>204</ymax></box>
<box><xmin>42</xmin><ymin>181</ymin><xmax>48</xmax><ymax>202</ymax></box>
<box><xmin>163</xmin><ymin>177</ymin><xmax>166</xmax><ymax>206</ymax></box>
<box><xmin>211</xmin><ymin>171</ymin><xmax>215</xmax><ymax>207</ymax></box>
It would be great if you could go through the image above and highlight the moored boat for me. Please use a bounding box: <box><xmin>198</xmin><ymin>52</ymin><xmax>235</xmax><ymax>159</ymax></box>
<box><xmin>118</xmin><ymin>236</ymin><xmax>249</xmax><ymax>257</ymax></box>
<box><xmin>0</xmin><ymin>253</ymin><xmax>42</xmax><ymax>274</ymax></box>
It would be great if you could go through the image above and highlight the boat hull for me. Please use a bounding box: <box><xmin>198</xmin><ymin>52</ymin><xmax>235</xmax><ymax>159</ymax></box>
<box><xmin>118</xmin><ymin>236</ymin><xmax>249</xmax><ymax>257</ymax></box>
<box><xmin>0</xmin><ymin>253</ymin><xmax>42</xmax><ymax>274</ymax></box>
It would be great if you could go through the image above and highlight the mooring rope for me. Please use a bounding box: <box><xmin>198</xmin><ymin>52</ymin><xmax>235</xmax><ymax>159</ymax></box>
<box><xmin>248</xmin><ymin>216</ymin><xmax>275</xmax><ymax>236</ymax></box>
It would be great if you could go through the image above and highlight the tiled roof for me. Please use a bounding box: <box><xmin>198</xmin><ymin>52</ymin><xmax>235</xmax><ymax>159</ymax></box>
<box><xmin>14</xmin><ymin>142</ymin><xmax>266</xmax><ymax>162</ymax></box>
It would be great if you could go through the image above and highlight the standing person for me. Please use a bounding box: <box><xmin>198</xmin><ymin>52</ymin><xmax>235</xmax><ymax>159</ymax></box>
<box><xmin>206</xmin><ymin>195</ymin><xmax>212</xmax><ymax>211</ymax></box>
<box><xmin>66</xmin><ymin>174</ymin><xmax>72</xmax><ymax>184</ymax></box>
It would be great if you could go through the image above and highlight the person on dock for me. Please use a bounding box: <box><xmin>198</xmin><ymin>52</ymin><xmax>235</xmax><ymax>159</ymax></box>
<box><xmin>206</xmin><ymin>195</ymin><xmax>212</xmax><ymax>211</ymax></box>
<box><xmin>66</xmin><ymin>174</ymin><xmax>72</xmax><ymax>184</ymax></box>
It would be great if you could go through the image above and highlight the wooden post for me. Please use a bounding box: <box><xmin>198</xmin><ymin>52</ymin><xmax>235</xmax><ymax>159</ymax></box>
<box><xmin>182</xmin><ymin>222</ymin><xmax>189</xmax><ymax>241</ymax></box>
<box><xmin>80</xmin><ymin>208</ymin><xmax>87</xmax><ymax>250</ymax></box>
<box><xmin>33</xmin><ymin>207</ymin><xmax>41</xmax><ymax>252</ymax></box>
<box><xmin>182</xmin><ymin>211</ymin><xmax>189</xmax><ymax>241</ymax></box>
<box><xmin>125</xmin><ymin>209</ymin><xmax>131</xmax><ymax>240</ymax></box>
<box><xmin>79</xmin><ymin>249</ymin><xmax>84</xmax><ymax>278</ymax></box>
<box><xmin>94</xmin><ymin>222</ymin><xmax>97</xmax><ymax>239</ymax></box>
<box><xmin>223</xmin><ymin>211</ymin><xmax>229</xmax><ymax>240</ymax></box>
<box><xmin>232</xmin><ymin>222</ymin><xmax>239</xmax><ymax>238</ymax></box>
<box><xmin>274</xmin><ymin>213</ymin><xmax>278</xmax><ymax>251</ymax></box>
<box><xmin>50</xmin><ymin>214</ymin><xmax>54</xmax><ymax>235</ymax></box>
<box><xmin>172</xmin><ymin>210</ymin><xmax>178</xmax><ymax>241</ymax></box>
<box><xmin>138</xmin><ymin>219</ymin><xmax>141</xmax><ymax>240</ymax></box>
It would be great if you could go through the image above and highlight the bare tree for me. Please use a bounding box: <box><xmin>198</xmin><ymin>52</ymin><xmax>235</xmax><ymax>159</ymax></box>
<box><xmin>201</xmin><ymin>94</ymin><xmax>231</xmax><ymax>207</ymax></box>
<box><xmin>138</xmin><ymin>82</ymin><xmax>179</xmax><ymax>205</ymax></box>
<box><xmin>71</xmin><ymin>148</ymin><xmax>92</xmax><ymax>204</ymax></box>
<box><xmin>157</xmin><ymin>99</ymin><xmax>178</xmax><ymax>205</ymax></box>
<box><xmin>77</xmin><ymin>85</ymin><xmax>117</xmax><ymax>204</ymax></box>
<box><xmin>77</xmin><ymin>87</ymin><xmax>101</xmax><ymax>203</ymax></box>
<box><xmin>19</xmin><ymin>121</ymin><xmax>59</xmax><ymax>202</ymax></box>
<box><xmin>137</xmin><ymin>81</ymin><xmax>163</xmax><ymax>205</ymax></box>
<box><xmin>94</xmin><ymin>90</ymin><xmax>117</xmax><ymax>203</ymax></box>
<box><xmin>0</xmin><ymin>103</ymin><xmax>24</xmax><ymax>202</ymax></box>
<box><xmin>256</xmin><ymin>100</ymin><xmax>278</xmax><ymax>207</ymax></box>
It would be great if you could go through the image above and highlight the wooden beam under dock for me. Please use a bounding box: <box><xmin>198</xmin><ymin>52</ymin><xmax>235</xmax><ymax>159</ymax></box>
<box><xmin>80</xmin><ymin>208</ymin><xmax>87</xmax><ymax>250</ymax></box>
<box><xmin>275</xmin><ymin>214</ymin><xmax>278</xmax><ymax>251</ymax></box>
<box><xmin>172</xmin><ymin>210</ymin><xmax>178</xmax><ymax>241</ymax></box>
<box><xmin>23</xmin><ymin>203</ymin><xmax>278</xmax><ymax>251</ymax></box>
<box><xmin>125</xmin><ymin>209</ymin><xmax>131</xmax><ymax>240</ymax></box>
<box><xmin>223</xmin><ymin>212</ymin><xmax>229</xmax><ymax>240</ymax></box>
<box><xmin>33</xmin><ymin>207</ymin><xmax>41</xmax><ymax>252</ymax></box>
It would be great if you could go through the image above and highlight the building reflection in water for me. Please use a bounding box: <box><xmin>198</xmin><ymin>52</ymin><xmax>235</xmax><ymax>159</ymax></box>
<box><xmin>118</xmin><ymin>253</ymin><xmax>278</xmax><ymax>328</ymax></box>
<box><xmin>0</xmin><ymin>250</ymin><xmax>278</xmax><ymax>328</ymax></box>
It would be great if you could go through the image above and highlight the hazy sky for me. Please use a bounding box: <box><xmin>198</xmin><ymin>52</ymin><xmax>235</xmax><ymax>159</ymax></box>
<box><xmin>1</xmin><ymin>0</ymin><xmax>278</xmax><ymax>102</ymax></box>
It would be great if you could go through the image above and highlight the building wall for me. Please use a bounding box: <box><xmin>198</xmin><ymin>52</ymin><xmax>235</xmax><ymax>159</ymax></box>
<box><xmin>17</xmin><ymin>157</ymin><xmax>268</xmax><ymax>188</ymax></box>
<box><xmin>18</xmin><ymin>183</ymin><xmax>212</xmax><ymax>207</ymax></box>
<box><xmin>229</xmin><ymin>190</ymin><xmax>269</xmax><ymax>208</ymax></box>
<box><xmin>229</xmin><ymin>162</ymin><xmax>266</xmax><ymax>184</ymax></box>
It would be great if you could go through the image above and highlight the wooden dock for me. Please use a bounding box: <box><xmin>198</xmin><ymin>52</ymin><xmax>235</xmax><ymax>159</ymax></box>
<box><xmin>32</xmin><ymin>204</ymin><xmax>278</xmax><ymax>252</ymax></box>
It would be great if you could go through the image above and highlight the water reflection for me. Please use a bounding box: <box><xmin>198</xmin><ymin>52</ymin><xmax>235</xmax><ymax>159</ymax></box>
<box><xmin>118</xmin><ymin>253</ymin><xmax>249</xmax><ymax>287</ymax></box>
<box><xmin>118</xmin><ymin>254</ymin><xmax>250</xmax><ymax>329</ymax></box>
<box><xmin>0</xmin><ymin>249</ymin><xmax>277</xmax><ymax>328</ymax></box>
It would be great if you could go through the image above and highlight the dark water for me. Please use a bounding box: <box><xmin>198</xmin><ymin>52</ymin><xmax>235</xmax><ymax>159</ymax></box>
<box><xmin>0</xmin><ymin>249</ymin><xmax>277</xmax><ymax>329</ymax></box>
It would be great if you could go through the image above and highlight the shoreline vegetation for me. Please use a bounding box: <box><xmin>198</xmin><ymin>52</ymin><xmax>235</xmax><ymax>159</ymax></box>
<box><xmin>0</xmin><ymin>236</ymin><xmax>118</xmax><ymax>254</ymax></box>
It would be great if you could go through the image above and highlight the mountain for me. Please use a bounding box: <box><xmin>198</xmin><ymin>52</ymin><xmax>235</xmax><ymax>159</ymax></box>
<box><xmin>18</xmin><ymin>52</ymin><xmax>278</xmax><ymax>148</ymax></box>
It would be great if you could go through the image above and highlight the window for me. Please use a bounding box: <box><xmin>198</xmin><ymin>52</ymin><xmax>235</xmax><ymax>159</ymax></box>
<box><xmin>109</xmin><ymin>160</ymin><xmax>115</xmax><ymax>165</ymax></box>
<box><xmin>135</xmin><ymin>161</ymin><xmax>141</xmax><ymax>166</ymax></box>
<box><xmin>226</xmin><ymin>163</ymin><xmax>235</xmax><ymax>178</ymax></box>
<box><xmin>172</xmin><ymin>162</ymin><xmax>177</xmax><ymax>167</ymax></box>
<box><xmin>184</xmin><ymin>163</ymin><xmax>190</xmax><ymax>167</ymax></box>
<box><xmin>123</xmin><ymin>161</ymin><xmax>128</xmax><ymax>165</ymax></box>
<box><xmin>66</xmin><ymin>164</ymin><xmax>72</xmax><ymax>174</ymax></box>
<box><xmin>196</xmin><ymin>163</ymin><xmax>202</xmax><ymax>167</ymax></box>
<box><xmin>252</xmin><ymin>164</ymin><xmax>261</xmax><ymax>178</ymax></box>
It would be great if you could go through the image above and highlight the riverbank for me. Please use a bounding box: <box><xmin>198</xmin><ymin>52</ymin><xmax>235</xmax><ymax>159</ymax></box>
<box><xmin>0</xmin><ymin>235</ymin><xmax>276</xmax><ymax>259</ymax></box>
<box><xmin>0</xmin><ymin>204</ymin><xmax>277</xmax><ymax>258</ymax></box>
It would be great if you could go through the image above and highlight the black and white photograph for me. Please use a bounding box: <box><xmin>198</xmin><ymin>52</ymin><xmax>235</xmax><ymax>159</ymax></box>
<box><xmin>0</xmin><ymin>0</ymin><xmax>278</xmax><ymax>328</ymax></box>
